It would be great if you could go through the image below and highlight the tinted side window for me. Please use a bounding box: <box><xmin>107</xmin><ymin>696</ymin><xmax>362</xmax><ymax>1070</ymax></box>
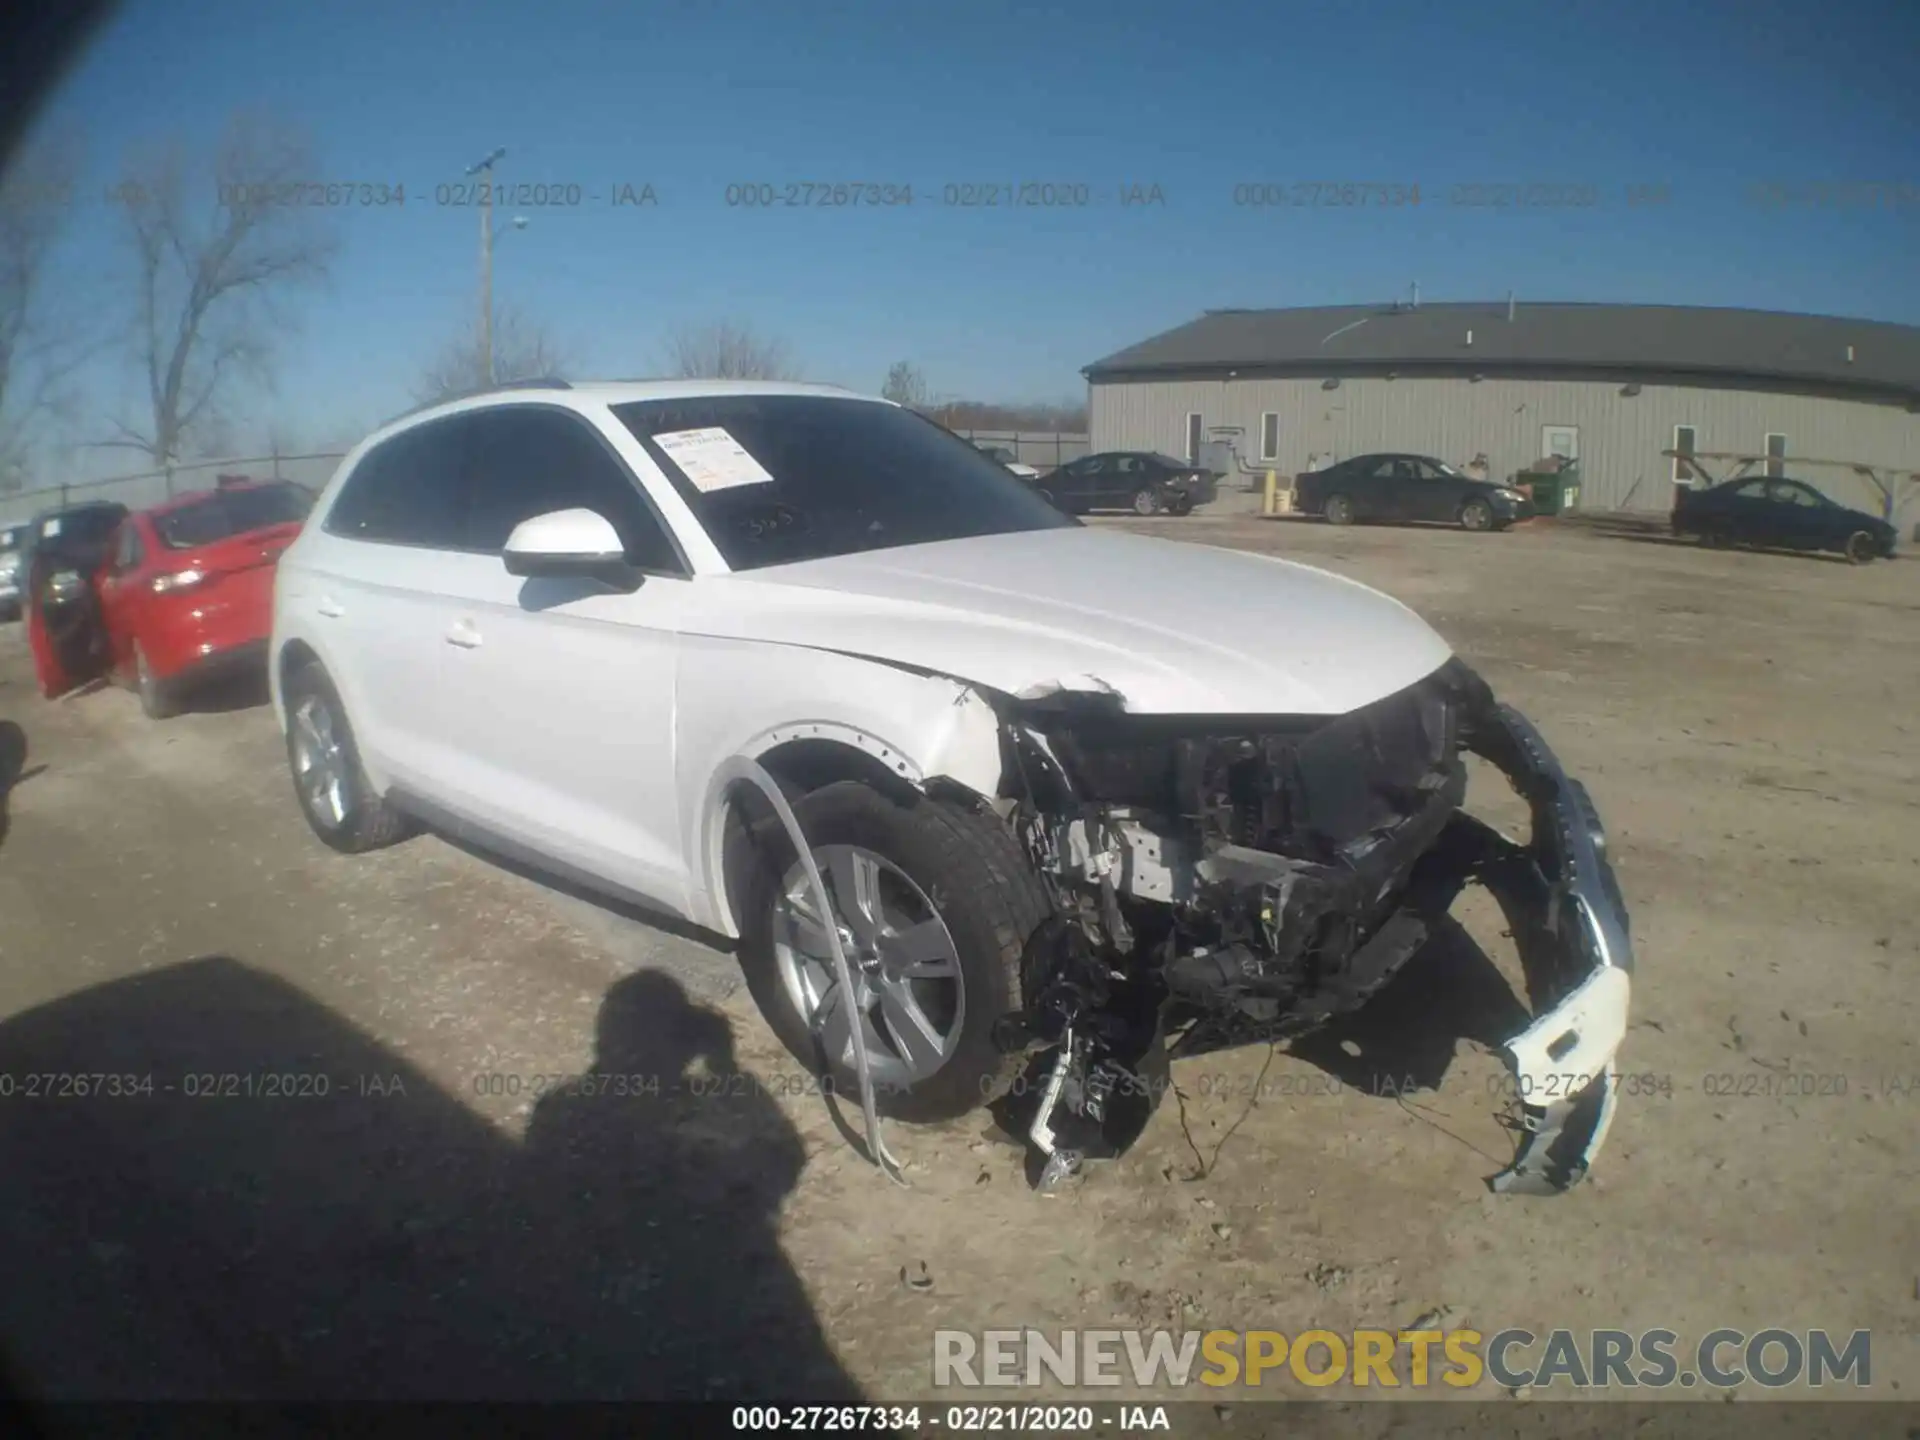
<box><xmin>465</xmin><ymin>407</ymin><xmax>682</xmax><ymax>572</ymax></box>
<box><xmin>324</xmin><ymin>419</ymin><xmax>470</xmax><ymax>548</ymax></box>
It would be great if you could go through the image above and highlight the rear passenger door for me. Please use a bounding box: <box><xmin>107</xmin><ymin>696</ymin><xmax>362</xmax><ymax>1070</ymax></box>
<box><xmin>424</xmin><ymin>404</ymin><xmax>696</xmax><ymax>910</ymax></box>
<box><xmin>304</xmin><ymin>415</ymin><xmax>475</xmax><ymax>794</ymax></box>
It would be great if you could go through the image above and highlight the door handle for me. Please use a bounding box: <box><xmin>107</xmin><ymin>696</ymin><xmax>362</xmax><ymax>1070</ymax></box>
<box><xmin>445</xmin><ymin>618</ymin><xmax>482</xmax><ymax>649</ymax></box>
<box><xmin>316</xmin><ymin>597</ymin><xmax>345</xmax><ymax>618</ymax></box>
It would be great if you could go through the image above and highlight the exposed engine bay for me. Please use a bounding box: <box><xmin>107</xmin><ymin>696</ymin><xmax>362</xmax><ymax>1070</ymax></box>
<box><xmin>979</xmin><ymin>657</ymin><xmax>1634</xmax><ymax>1195</ymax></box>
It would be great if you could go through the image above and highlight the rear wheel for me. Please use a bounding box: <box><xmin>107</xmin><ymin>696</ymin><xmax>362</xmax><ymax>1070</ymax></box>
<box><xmin>282</xmin><ymin>662</ymin><xmax>414</xmax><ymax>853</ymax></box>
<box><xmin>1131</xmin><ymin>486</ymin><xmax>1163</xmax><ymax>516</ymax></box>
<box><xmin>1844</xmin><ymin>530</ymin><xmax>1878</xmax><ymax>565</ymax></box>
<box><xmin>736</xmin><ymin>780</ymin><xmax>1048</xmax><ymax>1121</ymax></box>
<box><xmin>1459</xmin><ymin>498</ymin><xmax>1494</xmax><ymax>532</ymax></box>
<box><xmin>133</xmin><ymin>641</ymin><xmax>178</xmax><ymax>720</ymax></box>
<box><xmin>1324</xmin><ymin>493</ymin><xmax>1356</xmax><ymax>526</ymax></box>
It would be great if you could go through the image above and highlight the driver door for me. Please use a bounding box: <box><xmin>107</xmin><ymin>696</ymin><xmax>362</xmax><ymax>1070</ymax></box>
<box><xmin>422</xmin><ymin>404</ymin><xmax>696</xmax><ymax>909</ymax></box>
<box><xmin>1404</xmin><ymin>459</ymin><xmax>1460</xmax><ymax>522</ymax></box>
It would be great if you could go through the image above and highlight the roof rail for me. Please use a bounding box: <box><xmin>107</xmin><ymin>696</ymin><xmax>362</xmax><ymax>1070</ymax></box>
<box><xmin>375</xmin><ymin>377</ymin><xmax>573</xmax><ymax>430</ymax></box>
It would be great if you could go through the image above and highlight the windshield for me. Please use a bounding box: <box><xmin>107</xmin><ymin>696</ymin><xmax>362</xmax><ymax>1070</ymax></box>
<box><xmin>612</xmin><ymin>396</ymin><xmax>1075</xmax><ymax>571</ymax></box>
<box><xmin>155</xmin><ymin>484</ymin><xmax>312</xmax><ymax>550</ymax></box>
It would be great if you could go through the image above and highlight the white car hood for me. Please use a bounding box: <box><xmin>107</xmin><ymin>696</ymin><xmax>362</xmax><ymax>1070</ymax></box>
<box><xmin>691</xmin><ymin>527</ymin><xmax>1454</xmax><ymax>715</ymax></box>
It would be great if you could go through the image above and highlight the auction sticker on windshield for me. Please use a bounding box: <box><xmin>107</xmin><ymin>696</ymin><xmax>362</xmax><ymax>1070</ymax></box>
<box><xmin>654</xmin><ymin>426</ymin><xmax>775</xmax><ymax>493</ymax></box>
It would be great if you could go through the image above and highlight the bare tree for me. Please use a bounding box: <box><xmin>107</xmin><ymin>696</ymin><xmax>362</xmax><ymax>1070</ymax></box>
<box><xmin>415</xmin><ymin>302</ymin><xmax>568</xmax><ymax>403</ymax></box>
<box><xmin>880</xmin><ymin>360</ymin><xmax>926</xmax><ymax>408</ymax></box>
<box><xmin>100</xmin><ymin>112</ymin><xmax>338</xmax><ymax>472</ymax></box>
<box><xmin>665</xmin><ymin>320</ymin><xmax>800</xmax><ymax>380</ymax></box>
<box><xmin>0</xmin><ymin>128</ymin><xmax>91</xmax><ymax>494</ymax></box>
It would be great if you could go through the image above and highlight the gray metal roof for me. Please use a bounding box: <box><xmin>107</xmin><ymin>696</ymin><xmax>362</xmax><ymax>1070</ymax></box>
<box><xmin>1084</xmin><ymin>302</ymin><xmax>1920</xmax><ymax>403</ymax></box>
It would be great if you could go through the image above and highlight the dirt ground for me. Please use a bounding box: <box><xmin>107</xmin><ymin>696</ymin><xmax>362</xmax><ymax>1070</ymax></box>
<box><xmin>0</xmin><ymin>511</ymin><xmax>1915</xmax><ymax>1418</ymax></box>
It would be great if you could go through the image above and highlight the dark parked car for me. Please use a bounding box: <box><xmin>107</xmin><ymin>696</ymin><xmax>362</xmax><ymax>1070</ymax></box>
<box><xmin>1293</xmin><ymin>453</ymin><xmax>1531</xmax><ymax>531</ymax></box>
<box><xmin>1034</xmin><ymin>451</ymin><xmax>1211</xmax><ymax>516</ymax></box>
<box><xmin>1671</xmin><ymin>476</ymin><xmax>1897</xmax><ymax>565</ymax></box>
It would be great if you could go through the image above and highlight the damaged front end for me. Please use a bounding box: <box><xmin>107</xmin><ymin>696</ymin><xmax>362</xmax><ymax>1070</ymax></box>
<box><xmin>990</xmin><ymin>658</ymin><xmax>1634</xmax><ymax>1195</ymax></box>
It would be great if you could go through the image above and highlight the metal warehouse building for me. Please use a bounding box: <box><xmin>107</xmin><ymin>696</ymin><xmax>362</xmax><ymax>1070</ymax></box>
<box><xmin>1085</xmin><ymin>301</ymin><xmax>1920</xmax><ymax>515</ymax></box>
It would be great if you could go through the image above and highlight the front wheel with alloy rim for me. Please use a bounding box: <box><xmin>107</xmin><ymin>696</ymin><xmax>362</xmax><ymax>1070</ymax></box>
<box><xmin>282</xmin><ymin>664</ymin><xmax>415</xmax><ymax>853</ymax></box>
<box><xmin>1844</xmin><ymin>530</ymin><xmax>1880</xmax><ymax>565</ymax></box>
<box><xmin>132</xmin><ymin>642</ymin><xmax>178</xmax><ymax>720</ymax></box>
<box><xmin>1459</xmin><ymin>498</ymin><xmax>1494</xmax><ymax>531</ymax></box>
<box><xmin>1131</xmin><ymin>486</ymin><xmax>1163</xmax><ymax>516</ymax></box>
<box><xmin>736</xmin><ymin>779</ymin><xmax>1049</xmax><ymax>1121</ymax></box>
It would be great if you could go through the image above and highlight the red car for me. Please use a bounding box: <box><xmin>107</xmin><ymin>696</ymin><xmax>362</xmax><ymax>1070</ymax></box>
<box><xmin>37</xmin><ymin>480</ymin><xmax>313</xmax><ymax>717</ymax></box>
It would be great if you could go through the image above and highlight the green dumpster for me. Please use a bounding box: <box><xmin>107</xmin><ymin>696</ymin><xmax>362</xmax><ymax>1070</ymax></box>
<box><xmin>1520</xmin><ymin>466</ymin><xmax>1581</xmax><ymax>516</ymax></box>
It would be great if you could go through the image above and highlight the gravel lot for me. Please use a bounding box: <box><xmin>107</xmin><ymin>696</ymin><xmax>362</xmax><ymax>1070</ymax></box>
<box><xmin>0</xmin><ymin>512</ymin><xmax>1915</xmax><ymax>1419</ymax></box>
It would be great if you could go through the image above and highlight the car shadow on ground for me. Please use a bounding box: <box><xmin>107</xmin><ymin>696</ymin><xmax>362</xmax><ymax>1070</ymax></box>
<box><xmin>0</xmin><ymin>957</ymin><xmax>861</xmax><ymax>1404</ymax></box>
<box><xmin>179</xmin><ymin>669</ymin><xmax>273</xmax><ymax>715</ymax></box>
<box><xmin>1286</xmin><ymin>915</ymin><xmax>1531</xmax><ymax>1099</ymax></box>
<box><xmin>431</xmin><ymin>829</ymin><xmax>736</xmax><ymax>953</ymax></box>
<box><xmin>1567</xmin><ymin>513</ymin><xmax>1864</xmax><ymax>563</ymax></box>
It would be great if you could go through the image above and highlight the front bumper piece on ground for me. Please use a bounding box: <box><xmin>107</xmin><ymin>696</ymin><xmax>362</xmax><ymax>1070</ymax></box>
<box><xmin>1472</xmin><ymin>702</ymin><xmax>1634</xmax><ymax>1195</ymax></box>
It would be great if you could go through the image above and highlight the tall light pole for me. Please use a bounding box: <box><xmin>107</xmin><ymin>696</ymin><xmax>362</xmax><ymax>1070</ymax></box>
<box><xmin>465</xmin><ymin>147</ymin><xmax>506</xmax><ymax>383</ymax></box>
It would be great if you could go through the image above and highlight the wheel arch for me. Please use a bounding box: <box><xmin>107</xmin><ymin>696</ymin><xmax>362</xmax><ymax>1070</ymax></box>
<box><xmin>699</xmin><ymin>696</ymin><xmax>1006</xmax><ymax>941</ymax></box>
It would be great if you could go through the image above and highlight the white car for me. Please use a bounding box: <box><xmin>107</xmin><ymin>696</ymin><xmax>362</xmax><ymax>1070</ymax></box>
<box><xmin>271</xmin><ymin>380</ymin><xmax>1632</xmax><ymax>1192</ymax></box>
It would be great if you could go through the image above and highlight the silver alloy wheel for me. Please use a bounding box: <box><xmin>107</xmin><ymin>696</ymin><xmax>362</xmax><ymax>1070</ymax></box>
<box><xmin>1325</xmin><ymin>494</ymin><xmax>1354</xmax><ymax>525</ymax></box>
<box><xmin>1132</xmin><ymin>487</ymin><xmax>1161</xmax><ymax>516</ymax></box>
<box><xmin>1461</xmin><ymin>499</ymin><xmax>1493</xmax><ymax>531</ymax></box>
<box><xmin>290</xmin><ymin>693</ymin><xmax>350</xmax><ymax>830</ymax></box>
<box><xmin>771</xmin><ymin>843</ymin><xmax>965</xmax><ymax>1089</ymax></box>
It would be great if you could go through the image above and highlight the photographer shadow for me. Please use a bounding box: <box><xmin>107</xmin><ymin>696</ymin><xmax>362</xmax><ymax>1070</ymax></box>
<box><xmin>0</xmin><ymin>957</ymin><xmax>859</xmax><ymax>1404</ymax></box>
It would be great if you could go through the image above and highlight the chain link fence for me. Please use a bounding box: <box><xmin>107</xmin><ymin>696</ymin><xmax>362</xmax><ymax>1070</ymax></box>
<box><xmin>0</xmin><ymin>453</ymin><xmax>350</xmax><ymax>528</ymax></box>
<box><xmin>955</xmin><ymin>430</ymin><xmax>1090</xmax><ymax>471</ymax></box>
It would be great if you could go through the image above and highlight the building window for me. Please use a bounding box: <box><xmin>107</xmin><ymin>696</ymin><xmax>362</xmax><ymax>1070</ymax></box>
<box><xmin>1185</xmin><ymin>413</ymin><xmax>1203</xmax><ymax>463</ymax></box>
<box><xmin>1259</xmin><ymin>413</ymin><xmax>1279</xmax><ymax>462</ymax></box>
<box><xmin>1764</xmin><ymin>432</ymin><xmax>1787</xmax><ymax>478</ymax></box>
<box><xmin>1672</xmin><ymin>425</ymin><xmax>1697</xmax><ymax>483</ymax></box>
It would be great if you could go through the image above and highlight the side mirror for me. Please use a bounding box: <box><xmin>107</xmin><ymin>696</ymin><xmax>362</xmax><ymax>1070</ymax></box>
<box><xmin>502</xmin><ymin>508</ymin><xmax>640</xmax><ymax>590</ymax></box>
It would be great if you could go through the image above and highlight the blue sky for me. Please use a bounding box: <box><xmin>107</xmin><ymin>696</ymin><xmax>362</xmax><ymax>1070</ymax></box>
<box><xmin>18</xmin><ymin>0</ymin><xmax>1920</xmax><ymax>475</ymax></box>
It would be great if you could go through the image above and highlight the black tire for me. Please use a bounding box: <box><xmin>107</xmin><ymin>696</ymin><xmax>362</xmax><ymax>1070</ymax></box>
<box><xmin>1459</xmin><ymin>498</ymin><xmax>1494</xmax><ymax>532</ymax></box>
<box><xmin>1131</xmin><ymin>486</ymin><xmax>1163</xmax><ymax>517</ymax></box>
<box><xmin>1167</xmin><ymin>494</ymin><xmax>1195</xmax><ymax>517</ymax></box>
<box><xmin>1037</xmin><ymin>488</ymin><xmax>1062</xmax><ymax>512</ymax></box>
<box><xmin>132</xmin><ymin>641</ymin><xmax>178</xmax><ymax>720</ymax></box>
<box><xmin>282</xmin><ymin>661</ymin><xmax>414</xmax><ymax>853</ymax></box>
<box><xmin>1844</xmin><ymin>531</ymin><xmax>1878</xmax><ymax>566</ymax></box>
<box><xmin>1324</xmin><ymin>493</ymin><xmax>1355</xmax><ymax>526</ymax></box>
<box><xmin>736</xmin><ymin>780</ymin><xmax>1049</xmax><ymax>1122</ymax></box>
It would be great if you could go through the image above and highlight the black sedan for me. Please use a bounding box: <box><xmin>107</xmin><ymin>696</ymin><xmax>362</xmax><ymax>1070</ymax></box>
<box><xmin>1293</xmin><ymin>453</ymin><xmax>1531</xmax><ymax>531</ymax></box>
<box><xmin>1033</xmin><ymin>451</ymin><xmax>1210</xmax><ymax>516</ymax></box>
<box><xmin>1672</xmin><ymin>476</ymin><xmax>1897</xmax><ymax>564</ymax></box>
